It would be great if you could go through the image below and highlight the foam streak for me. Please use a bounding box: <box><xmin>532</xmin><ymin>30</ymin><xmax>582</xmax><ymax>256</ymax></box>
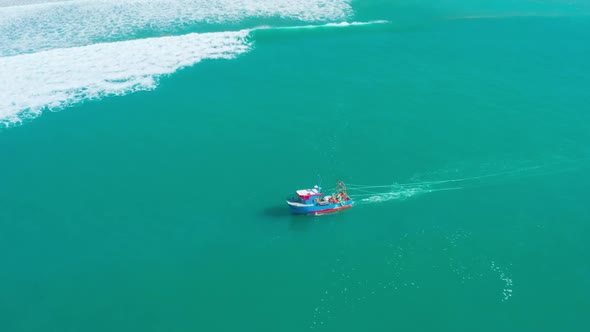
<box><xmin>0</xmin><ymin>30</ymin><xmax>251</xmax><ymax>126</ymax></box>
<box><xmin>0</xmin><ymin>0</ymin><xmax>353</xmax><ymax>56</ymax></box>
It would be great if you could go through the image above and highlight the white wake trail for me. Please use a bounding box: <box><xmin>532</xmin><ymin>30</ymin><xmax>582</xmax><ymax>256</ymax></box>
<box><xmin>347</xmin><ymin>159</ymin><xmax>589</xmax><ymax>205</ymax></box>
<box><xmin>357</xmin><ymin>187</ymin><xmax>461</xmax><ymax>204</ymax></box>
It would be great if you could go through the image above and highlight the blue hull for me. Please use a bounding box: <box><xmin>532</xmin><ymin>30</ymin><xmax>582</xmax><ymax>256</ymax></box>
<box><xmin>287</xmin><ymin>200</ymin><xmax>353</xmax><ymax>215</ymax></box>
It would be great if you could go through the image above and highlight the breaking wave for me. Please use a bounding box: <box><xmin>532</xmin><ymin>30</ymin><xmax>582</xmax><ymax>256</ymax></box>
<box><xmin>0</xmin><ymin>0</ymin><xmax>353</xmax><ymax>56</ymax></box>
<box><xmin>0</xmin><ymin>29</ymin><xmax>251</xmax><ymax>126</ymax></box>
<box><xmin>256</xmin><ymin>20</ymin><xmax>389</xmax><ymax>30</ymax></box>
<box><xmin>0</xmin><ymin>0</ymin><xmax>380</xmax><ymax>127</ymax></box>
<box><xmin>0</xmin><ymin>19</ymin><xmax>388</xmax><ymax>127</ymax></box>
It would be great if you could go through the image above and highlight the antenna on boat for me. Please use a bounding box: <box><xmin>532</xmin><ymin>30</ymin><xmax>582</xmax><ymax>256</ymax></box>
<box><xmin>317</xmin><ymin>174</ymin><xmax>322</xmax><ymax>192</ymax></box>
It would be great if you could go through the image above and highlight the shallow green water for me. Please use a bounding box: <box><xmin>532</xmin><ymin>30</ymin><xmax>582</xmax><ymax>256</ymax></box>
<box><xmin>1</xmin><ymin>1</ymin><xmax>590</xmax><ymax>331</ymax></box>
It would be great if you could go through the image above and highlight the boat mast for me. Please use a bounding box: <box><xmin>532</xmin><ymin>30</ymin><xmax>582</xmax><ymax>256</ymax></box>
<box><xmin>336</xmin><ymin>180</ymin><xmax>347</xmax><ymax>194</ymax></box>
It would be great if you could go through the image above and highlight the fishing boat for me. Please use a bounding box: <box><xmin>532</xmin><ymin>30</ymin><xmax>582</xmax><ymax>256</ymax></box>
<box><xmin>286</xmin><ymin>180</ymin><xmax>353</xmax><ymax>215</ymax></box>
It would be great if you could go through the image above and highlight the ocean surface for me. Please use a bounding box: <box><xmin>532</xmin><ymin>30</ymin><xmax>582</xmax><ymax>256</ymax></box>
<box><xmin>1</xmin><ymin>0</ymin><xmax>590</xmax><ymax>331</ymax></box>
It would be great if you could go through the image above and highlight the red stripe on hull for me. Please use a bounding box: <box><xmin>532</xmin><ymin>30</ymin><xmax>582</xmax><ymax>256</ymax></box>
<box><xmin>310</xmin><ymin>204</ymin><xmax>353</xmax><ymax>215</ymax></box>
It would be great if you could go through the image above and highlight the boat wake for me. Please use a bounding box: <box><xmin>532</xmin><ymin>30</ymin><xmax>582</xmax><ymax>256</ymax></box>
<box><xmin>356</xmin><ymin>186</ymin><xmax>460</xmax><ymax>204</ymax></box>
<box><xmin>347</xmin><ymin>160</ymin><xmax>586</xmax><ymax>205</ymax></box>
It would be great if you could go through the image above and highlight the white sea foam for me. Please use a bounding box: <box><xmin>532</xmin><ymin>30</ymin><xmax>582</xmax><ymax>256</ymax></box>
<box><xmin>0</xmin><ymin>0</ymin><xmax>353</xmax><ymax>56</ymax></box>
<box><xmin>0</xmin><ymin>30</ymin><xmax>252</xmax><ymax>126</ymax></box>
<box><xmin>0</xmin><ymin>0</ymin><xmax>69</xmax><ymax>7</ymax></box>
<box><xmin>0</xmin><ymin>0</ymin><xmax>359</xmax><ymax>126</ymax></box>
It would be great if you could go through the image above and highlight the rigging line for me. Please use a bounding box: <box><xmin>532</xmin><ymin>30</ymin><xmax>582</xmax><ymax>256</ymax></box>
<box><xmin>349</xmin><ymin>192</ymin><xmax>397</xmax><ymax>197</ymax></box>
<box><xmin>350</xmin><ymin>188</ymin><xmax>388</xmax><ymax>195</ymax></box>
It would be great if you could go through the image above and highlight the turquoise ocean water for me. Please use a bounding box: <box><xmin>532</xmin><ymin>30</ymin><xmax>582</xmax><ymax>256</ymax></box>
<box><xmin>1</xmin><ymin>0</ymin><xmax>590</xmax><ymax>331</ymax></box>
